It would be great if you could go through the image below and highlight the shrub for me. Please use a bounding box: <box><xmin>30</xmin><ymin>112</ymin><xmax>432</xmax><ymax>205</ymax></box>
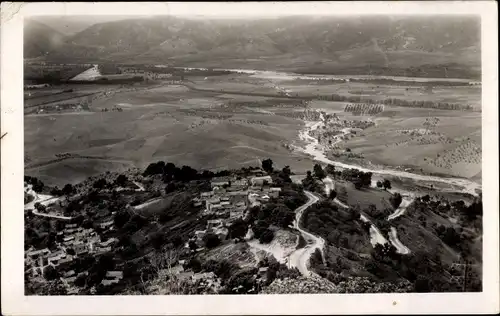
<box><xmin>43</xmin><ymin>265</ymin><xmax>60</xmax><ymax>281</ymax></box>
<box><xmin>390</xmin><ymin>193</ymin><xmax>403</xmax><ymax>209</ymax></box>
<box><xmin>229</xmin><ymin>219</ymin><xmax>248</xmax><ymax>239</ymax></box>
<box><xmin>203</xmin><ymin>233</ymin><xmax>221</xmax><ymax>249</ymax></box>
<box><xmin>296</xmin><ymin>235</ymin><xmax>306</xmax><ymax>249</ymax></box>
<box><xmin>259</xmin><ymin>229</ymin><xmax>274</xmax><ymax>244</ymax></box>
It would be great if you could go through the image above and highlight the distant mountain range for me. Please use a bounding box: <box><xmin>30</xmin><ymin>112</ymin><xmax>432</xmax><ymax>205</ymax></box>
<box><xmin>24</xmin><ymin>15</ymin><xmax>481</xmax><ymax>78</ymax></box>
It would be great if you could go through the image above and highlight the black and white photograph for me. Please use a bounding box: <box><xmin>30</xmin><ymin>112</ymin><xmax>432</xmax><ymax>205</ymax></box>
<box><xmin>1</xmin><ymin>1</ymin><xmax>498</xmax><ymax>315</ymax></box>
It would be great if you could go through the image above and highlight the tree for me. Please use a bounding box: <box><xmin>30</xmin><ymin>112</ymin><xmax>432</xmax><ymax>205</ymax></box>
<box><xmin>43</xmin><ymin>265</ymin><xmax>60</xmax><ymax>280</ymax></box>
<box><xmin>313</xmin><ymin>164</ymin><xmax>326</xmax><ymax>180</ymax></box>
<box><xmin>93</xmin><ymin>178</ymin><xmax>107</xmax><ymax>190</ymax></box>
<box><xmin>62</xmin><ymin>183</ymin><xmax>74</xmax><ymax>196</ymax></box>
<box><xmin>30</xmin><ymin>177</ymin><xmax>45</xmax><ymax>193</ymax></box>
<box><xmin>165</xmin><ymin>162</ymin><xmax>176</xmax><ymax>175</ymax></box>
<box><xmin>34</xmin><ymin>202</ymin><xmax>46</xmax><ymax>213</ymax></box>
<box><xmin>151</xmin><ymin>232</ymin><xmax>166</xmax><ymax>250</ymax></box>
<box><xmin>165</xmin><ymin>182</ymin><xmax>176</xmax><ymax>194</ymax></box>
<box><xmin>328</xmin><ymin>190</ymin><xmax>337</xmax><ymax>200</ymax></box>
<box><xmin>282</xmin><ymin>165</ymin><xmax>291</xmax><ymax>176</ymax></box>
<box><xmin>187</xmin><ymin>258</ymin><xmax>202</xmax><ymax>273</ymax></box>
<box><xmin>376</xmin><ymin>181</ymin><xmax>383</xmax><ymax>188</ymax></box>
<box><xmin>277</xmin><ymin>166</ymin><xmax>292</xmax><ymax>184</ymax></box>
<box><xmin>229</xmin><ymin>219</ymin><xmax>248</xmax><ymax>239</ymax></box>
<box><xmin>390</xmin><ymin>193</ymin><xmax>403</xmax><ymax>209</ymax></box>
<box><xmin>273</xmin><ymin>206</ymin><xmax>295</xmax><ymax>228</ymax></box>
<box><xmin>74</xmin><ymin>274</ymin><xmax>87</xmax><ymax>287</ymax></box>
<box><xmin>442</xmin><ymin>227</ymin><xmax>461</xmax><ymax>247</ymax></box>
<box><xmin>50</xmin><ymin>186</ymin><xmax>62</xmax><ymax>196</ymax></box>
<box><xmin>325</xmin><ymin>164</ymin><xmax>335</xmax><ymax>175</ymax></box>
<box><xmin>262</xmin><ymin>158</ymin><xmax>274</xmax><ymax>173</ymax></box>
<box><xmin>259</xmin><ymin>229</ymin><xmax>274</xmax><ymax>244</ymax></box>
<box><xmin>382</xmin><ymin>179</ymin><xmax>391</xmax><ymax>190</ymax></box>
<box><xmin>414</xmin><ymin>276</ymin><xmax>431</xmax><ymax>292</ymax></box>
<box><xmin>203</xmin><ymin>233</ymin><xmax>221</xmax><ymax>249</ymax></box>
<box><xmin>360</xmin><ymin>172</ymin><xmax>373</xmax><ymax>187</ymax></box>
<box><xmin>188</xmin><ymin>240</ymin><xmax>197</xmax><ymax>250</ymax></box>
<box><xmin>115</xmin><ymin>174</ymin><xmax>128</xmax><ymax>187</ymax></box>
<box><xmin>354</xmin><ymin>180</ymin><xmax>363</xmax><ymax>190</ymax></box>
<box><xmin>252</xmin><ymin>220</ymin><xmax>270</xmax><ymax>239</ymax></box>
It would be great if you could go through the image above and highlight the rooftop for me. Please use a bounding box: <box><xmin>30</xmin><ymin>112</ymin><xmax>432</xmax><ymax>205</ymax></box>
<box><xmin>105</xmin><ymin>271</ymin><xmax>124</xmax><ymax>279</ymax></box>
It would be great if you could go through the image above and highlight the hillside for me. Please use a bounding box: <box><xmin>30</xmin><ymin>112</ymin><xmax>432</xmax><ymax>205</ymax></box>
<box><xmin>30</xmin><ymin>16</ymin><xmax>139</xmax><ymax>36</ymax></box>
<box><xmin>25</xmin><ymin>15</ymin><xmax>481</xmax><ymax>78</ymax></box>
<box><xmin>24</xmin><ymin>20</ymin><xmax>66</xmax><ymax>58</ymax></box>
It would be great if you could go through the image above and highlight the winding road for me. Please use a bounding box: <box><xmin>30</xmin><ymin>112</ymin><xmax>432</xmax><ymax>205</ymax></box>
<box><xmin>287</xmin><ymin>190</ymin><xmax>325</xmax><ymax>276</ymax></box>
<box><xmin>294</xmin><ymin>113</ymin><xmax>483</xmax><ymax>255</ymax></box>
<box><xmin>388</xmin><ymin>227</ymin><xmax>411</xmax><ymax>255</ymax></box>
<box><xmin>24</xmin><ymin>185</ymin><xmax>71</xmax><ymax>220</ymax></box>
<box><xmin>246</xmin><ymin>189</ymin><xmax>324</xmax><ymax>276</ymax></box>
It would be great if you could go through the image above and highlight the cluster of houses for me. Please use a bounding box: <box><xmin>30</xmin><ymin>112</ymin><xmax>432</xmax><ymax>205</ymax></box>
<box><xmin>187</xmin><ymin>173</ymin><xmax>282</xmax><ymax>250</ymax></box>
<box><xmin>24</xmin><ymin>218</ymin><xmax>121</xmax><ymax>293</ymax></box>
<box><xmin>152</xmin><ymin>259</ymin><xmax>223</xmax><ymax>293</ymax></box>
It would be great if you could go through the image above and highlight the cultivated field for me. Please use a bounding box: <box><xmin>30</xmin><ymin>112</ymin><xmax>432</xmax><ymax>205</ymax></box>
<box><xmin>340</xmin><ymin>108</ymin><xmax>481</xmax><ymax>180</ymax></box>
<box><xmin>307</xmin><ymin>102</ymin><xmax>482</xmax><ymax>181</ymax></box>
<box><xmin>24</xmin><ymin>81</ymin><xmax>314</xmax><ymax>186</ymax></box>
<box><xmin>25</xmin><ymin>70</ymin><xmax>481</xmax><ymax>185</ymax></box>
<box><xmin>280</xmin><ymin>81</ymin><xmax>481</xmax><ymax>110</ymax></box>
<box><xmin>335</xmin><ymin>180</ymin><xmax>394</xmax><ymax>211</ymax></box>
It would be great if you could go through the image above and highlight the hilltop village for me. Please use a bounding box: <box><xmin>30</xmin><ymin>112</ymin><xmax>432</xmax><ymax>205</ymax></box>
<box><xmin>24</xmin><ymin>154</ymin><xmax>482</xmax><ymax>295</ymax></box>
<box><xmin>24</xmin><ymin>161</ymin><xmax>305</xmax><ymax>295</ymax></box>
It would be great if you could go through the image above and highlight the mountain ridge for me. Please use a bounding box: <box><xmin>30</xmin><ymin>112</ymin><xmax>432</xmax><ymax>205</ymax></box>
<box><xmin>24</xmin><ymin>15</ymin><xmax>481</xmax><ymax>77</ymax></box>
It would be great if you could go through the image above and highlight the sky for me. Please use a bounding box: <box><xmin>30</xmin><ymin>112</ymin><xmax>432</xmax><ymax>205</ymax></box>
<box><xmin>21</xmin><ymin>2</ymin><xmax>484</xmax><ymax>20</ymax></box>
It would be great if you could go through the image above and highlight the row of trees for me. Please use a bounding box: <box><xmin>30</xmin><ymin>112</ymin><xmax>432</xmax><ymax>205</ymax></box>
<box><xmin>50</xmin><ymin>183</ymin><xmax>75</xmax><ymax>196</ymax></box>
<box><xmin>344</xmin><ymin>103</ymin><xmax>384</xmax><ymax>115</ymax></box>
<box><xmin>320</xmin><ymin>93</ymin><xmax>473</xmax><ymax>111</ymax></box>
<box><xmin>143</xmin><ymin>160</ymin><xmax>231</xmax><ymax>182</ymax></box>
<box><xmin>376</xmin><ymin>179</ymin><xmax>392</xmax><ymax>190</ymax></box>
<box><xmin>340</xmin><ymin>168</ymin><xmax>373</xmax><ymax>189</ymax></box>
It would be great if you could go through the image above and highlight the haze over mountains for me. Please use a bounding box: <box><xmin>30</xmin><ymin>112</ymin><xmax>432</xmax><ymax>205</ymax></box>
<box><xmin>25</xmin><ymin>15</ymin><xmax>480</xmax><ymax>78</ymax></box>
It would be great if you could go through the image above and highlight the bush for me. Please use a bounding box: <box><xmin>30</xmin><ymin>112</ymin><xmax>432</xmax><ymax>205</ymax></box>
<box><xmin>186</xmin><ymin>258</ymin><xmax>202</xmax><ymax>273</ymax></box>
<box><xmin>382</xmin><ymin>179</ymin><xmax>392</xmax><ymax>190</ymax></box>
<box><xmin>165</xmin><ymin>182</ymin><xmax>176</xmax><ymax>194</ymax></box>
<box><xmin>390</xmin><ymin>193</ymin><xmax>403</xmax><ymax>209</ymax></box>
<box><xmin>93</xmin><ymin>178</ymin><xmax>107</xmax><ymax>190</ymax></box>
<box><xmin>50</xmin><ymin>187</ymin><xmax>63</xmax><ymax>196</ymax></box>
<box><xmin>329</xmin><ymin>190</ymin><xmax>337</xmax><ymax>200</ymax></box>
<box><xmin>229</xmin><ymin>219</ymin><xmax>248</xmax><ymax>239</ymax></box>
<box><xmin>296</xmin><ymin>234</ymin><xmax>306</xmax><ymax>249</ymax></box>
<box><xmin>259</xmin><ymin>229</ymin><xmax>274</xmax><ymax>244</ymax></box>
<box><xmin>203</xmin><ymin>233</ymin><xmax>221</xmax><ymax>249</ymax></box>
<box><xmin>115</xmin><ymin>174</ymin><xmax>128</xmax><ymax>186</ymax></box>
<box><xmin>62</xmin><ymin>184</ymin><xmax>74</xmax><ymax>195</ymax></box>
<box><xmin>43</xmin><ymin>265</ymin><xmax>60</xmax><ymax>280</ymax></box>
<box><xmin>114</xmin><ymin>210</ymin><xmax>131</xmax><ymax>229</ymax></box>
<box><xmin>252</xmin><ymin>220</ymin><xmax>270</xmax><ymax>239</ymax></box>
<box><xmin>313</xmin><ymin>164</ymin><xmax>326</xmax><ymax>180</ymax></box>
<box><xmin>325</xmin><ymin>164</ymin><xmax>335</xmax><ymax>175</ymax></box>
<box><xmin>262</xmin><ymin>158</ymin><xmax>273</xmax><ymax>173</ymax></box>
<box><xmin>224</xmin><ymin>268</ymin><xmax>258</xmax><ymax>294</ymax></box>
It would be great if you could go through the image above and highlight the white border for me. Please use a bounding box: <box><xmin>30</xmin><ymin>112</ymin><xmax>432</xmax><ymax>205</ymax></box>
<box><xmin>1</xmin><ymin>1</ymin><xmax>498</xmax><ymax>315</ymax></box>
